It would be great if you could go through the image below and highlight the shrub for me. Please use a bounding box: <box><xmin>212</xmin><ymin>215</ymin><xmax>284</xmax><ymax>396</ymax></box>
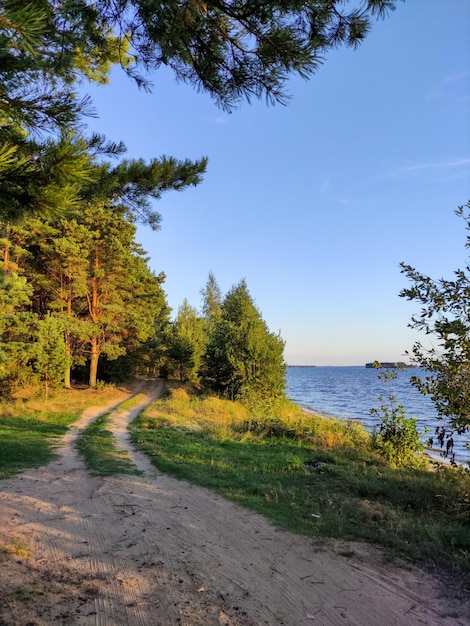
<box><xmin>371</xmin><ymin>366</ymin><xmax>428</xmax><ymax>469</ymax></box>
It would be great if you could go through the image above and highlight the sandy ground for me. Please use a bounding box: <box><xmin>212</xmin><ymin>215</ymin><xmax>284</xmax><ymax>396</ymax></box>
<box><xmin>0</xmin><ymin>380</ymin><xmax>468</xmax><ymax>626</ymax></box>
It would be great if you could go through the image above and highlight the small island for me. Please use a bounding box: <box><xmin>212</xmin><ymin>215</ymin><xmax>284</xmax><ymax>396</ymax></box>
<box><xmin>365</xmin><ymin>361</ymin><xmax>408</xmax><ymax>369</ymax></box>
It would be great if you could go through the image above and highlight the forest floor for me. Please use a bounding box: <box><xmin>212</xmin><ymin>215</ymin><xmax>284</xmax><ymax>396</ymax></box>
<box><xmin>0</xmin><ymin>379</ymin><xmax>468</xmax><ymax>626</ymax></box>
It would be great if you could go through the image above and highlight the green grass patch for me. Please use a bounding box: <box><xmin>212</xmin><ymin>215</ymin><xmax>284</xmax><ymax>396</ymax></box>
<box><xmin>130</xmin><ymin>384</ymin><xmax>470</xmax><ymax>574</ymax></box>
<box><xmin>117</xmin><ymin>393</ymin><xmax>147</xmax><ymax>412</ymax></box>
<box><xmin>0</xmin><ymin>412</ymin><xmax>76</xmax><ymax>479</ymax></box>
<box><xmin>77</xmin><ymin>413</ymin><xmax>142</xmax><ymax>476</ymax></box>
<box><xmin>0</xmin><ymin>385</ymin><xmax>130</xmax><ymax>479</ymax></box>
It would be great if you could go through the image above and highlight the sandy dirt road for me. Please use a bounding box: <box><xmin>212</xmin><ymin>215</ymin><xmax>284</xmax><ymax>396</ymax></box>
<box><xmin>0</xmin><ymin>379</ymin><xmax>468</xmax><ymax>625</ymax></box>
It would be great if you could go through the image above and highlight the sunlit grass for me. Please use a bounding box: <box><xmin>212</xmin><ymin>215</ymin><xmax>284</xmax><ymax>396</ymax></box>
<box><xmin>0</xmin><ymin>386</ymin><xmax>129</xmax><ymax>478</ymax></box>
<box><xmin>130</xmin><ymin>382</ymin><xmax>470</xmax><ymax>574</ymax></box>
<box><xmin>76</xmin><ymin>413</ymin><xmax>141</xmax><ymax>476</ymax></box>
<box><xmin>0</xmin><ymin>412</ymin><xmax>77</xmax><ymax>479</ymax></box>
<box><xmin>117</xmin><ymin>393</ymin><xmax>148</xmax><ymax>412</ymax></box>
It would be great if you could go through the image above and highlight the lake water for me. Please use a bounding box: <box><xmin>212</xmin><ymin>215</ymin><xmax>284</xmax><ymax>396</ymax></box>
<box><xmin>285</xmin><ymin>366</ymin><xmax>470</xmax><ymax>464</ymax></box>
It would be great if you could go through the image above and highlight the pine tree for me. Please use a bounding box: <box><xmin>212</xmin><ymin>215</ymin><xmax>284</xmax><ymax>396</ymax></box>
<box><xmin>4</xmin><ymin>204</ymin><xmax>171</xmax><ymax>388</ymax></box>
<box><xmin>202</xmin><ymin>279</ymin><xmax>286</xmax><ymax>399</ymax></box>
<box><xmin>33</xmin><ymin>314</ymin><xmax>70</xmax><ymax>397</ymax></box>
<box><xmin>0</xmin><ymin>269</ymin><xmax>36</xmax><ymax>396</ymax></box>
<box><xmin>0</xmin><ymin>1</ymin><xmax>99</xmax><ymax>221</ymax></box>
<box><xmin>201</xmin><ymin>271</ymin><xmax>222</xmax><ymax>323</ymax></box>
<box><xmin>66</xmin><ymin>203</ymin><xmax>170</xmax><ymax>387</ymax></box>
<box><xmin>0</xmin><ymin>1</ymin><xmax>206</xmax><ymax>224</ymax></box>
<box><xmin>167</xmin><ymin>299</ymin><xmax>207</xmax><ymax>381</ymax></box>
<box><xmin>54</xmin><ymin>0</ymin><xmax>399</xmax><ymax>111</ymax></box>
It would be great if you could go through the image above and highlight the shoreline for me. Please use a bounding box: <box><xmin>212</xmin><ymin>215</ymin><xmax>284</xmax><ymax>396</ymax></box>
<box><xmin>292</xmin><ymin>400</ymin><xmax>462</xmax><ymax>468</ymax></box>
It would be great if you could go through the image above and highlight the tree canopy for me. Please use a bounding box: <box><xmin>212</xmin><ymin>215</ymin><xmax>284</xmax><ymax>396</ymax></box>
<box><xmin>1</xmin><ymin>204</ymin><xmax>171</xmax><ymax>390</ymax></box>
<box><xmin>84</xmin><ymin>0</ymin><xmax>399</xmax><ymax>110</ymax></box>
<box><xmin>1</xmin><ymin>0</ymin><xmax>399</xmax><ymax>222</ymax></box>
<box><xmin>6</xmin><ymin>0</ymin><xmax>398</xmax><ymax>111</ymax></box>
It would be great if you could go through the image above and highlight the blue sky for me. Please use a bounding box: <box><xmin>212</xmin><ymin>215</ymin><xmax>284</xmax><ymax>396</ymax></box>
<box><xmin>83</xmin><ymin>0</ymin><xmax>470</xmax><ymax>366</ymax></box>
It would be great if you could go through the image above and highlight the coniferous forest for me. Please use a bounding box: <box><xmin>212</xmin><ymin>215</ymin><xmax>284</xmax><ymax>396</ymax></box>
<box><xmin>0</xmin><ymin>1</ymin><xmax>399</xmax><ymax>397</ymax></box>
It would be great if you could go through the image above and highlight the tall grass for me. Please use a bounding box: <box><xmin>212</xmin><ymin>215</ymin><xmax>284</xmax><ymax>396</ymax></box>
<box><xmin>131</xmin><ymin>383</ymin><xmax>470</xmax><ymax>575</ymax></box>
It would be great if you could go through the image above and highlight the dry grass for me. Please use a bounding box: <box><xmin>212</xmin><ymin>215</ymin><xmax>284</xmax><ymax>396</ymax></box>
<box><xmin>1</xmin><ymin>384</ymin><xmax>130</xmax><ymax>420</ymax></box>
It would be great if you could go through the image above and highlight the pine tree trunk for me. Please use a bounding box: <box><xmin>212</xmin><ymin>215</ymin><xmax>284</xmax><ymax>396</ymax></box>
<box><xmin>64</xmin><ymin>301</ymin><xmax>72</xmax><ymax>388</ymax></box>
<box><xmin>88</xmin><ymin>250</ymin><xmax>101</xmax><ymax>388</ymax></box>
<box><xmin>64</xmin><ymin>340</ymin><xmax>71</xmax><ymax>389</ymax></box>
<box><xmin>89</xmin><ymin>337</ymin><xmax>99</xmax><ymax>388</ymax></box>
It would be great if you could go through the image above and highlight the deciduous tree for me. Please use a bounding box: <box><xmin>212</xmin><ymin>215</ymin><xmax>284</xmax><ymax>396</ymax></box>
<box><xmin>400</xmin><ymin>202</ymin><xmax>470</xmax><ymax>435</ymax></box>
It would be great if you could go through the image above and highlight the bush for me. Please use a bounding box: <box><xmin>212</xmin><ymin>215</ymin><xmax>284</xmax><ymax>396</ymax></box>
<box><xmin>371</xmin><ymin>366</ymin><xmax>428</xmax><ymax>469</ymax></box>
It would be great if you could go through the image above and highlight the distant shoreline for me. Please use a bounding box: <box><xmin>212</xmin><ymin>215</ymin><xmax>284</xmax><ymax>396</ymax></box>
<box><xmin>287</xmin><ymin>364</ymin><xmax>317</xmax><ymax>368</ymax></box>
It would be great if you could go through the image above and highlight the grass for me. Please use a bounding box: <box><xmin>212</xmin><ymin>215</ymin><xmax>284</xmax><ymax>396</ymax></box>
<box><xmin>76</xmin><ymin>412</ymin><xmax>142</xmax><ymax>476</ymax></box>
<box><xmin>4</xmin><ymin>538</ymin><xmax>31</xmax><ymax>561</ymax></box>
<box><xmin>0</xmin><ymin>412</ymin><xmax>76</xmax><ymax>479</ymax></box>
<box><xmin>130</xmin><ymin>383</ymin><xmax>470</xmax><ymax>575</ymax></box>
<box><xmin>0</xmin><ymin>385</ymin><xmax>128</xmax><ymax>478</ymax></box>
<box><xmin>117</xmin><ymin>393</ymin><xmax>147</xmax><ymax>412</ymax></box>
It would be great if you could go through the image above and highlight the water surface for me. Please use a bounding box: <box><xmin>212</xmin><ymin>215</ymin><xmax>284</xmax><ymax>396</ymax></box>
<box><xmin>286</xmin><ymin>365</ymin><xmax>469</xmax><ymax>464</ymax></box>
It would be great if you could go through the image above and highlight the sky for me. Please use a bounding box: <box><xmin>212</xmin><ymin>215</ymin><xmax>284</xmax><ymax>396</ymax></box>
<box><xmin>82</xmin><ymin>0</ymin><xmax>470</xmax><ymax>366</ymax></box>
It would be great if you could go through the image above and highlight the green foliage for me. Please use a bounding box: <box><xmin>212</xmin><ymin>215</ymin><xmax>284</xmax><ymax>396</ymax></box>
<box><xmin>201</xmin><ymin>278</ymin><xmax>286</xmax><ymax>400</ymax></box>
<box><xmin>0</xmin><ymin>0</ymin><xmax>119</xmax><ymax>220</ymax></box>
<box><xmin>0</xmin><ymin>0</ymin><xmax>400</xmax><ymax>385</ymax></box>
<box><xmin>166</xmin><ymin>334</ymin><xmax>195</xmax><ymax>382</ymax></box>
<box><xmin>370</xmin><ymin>365</ymin><xmax>428</xmax><ymax>469</ymax></box>
<box><xmin>93</xmin><ymin>0</ymin><xmax>399</xmax><ymax>110</ymax></box>
<box><xmin>0</xmin><ymin>0</ymin><xmax>396</xmax><ymax>222</ymax></box>
<box><xmin>200</xmin><ymin>271</ymin><xmax>222</xmax><ymax>323</ymax></box>
<box><xmin>1</xmin><ymin>0</ymin><xmax>399</xmax><ymax>116</ymax></box>
<box><xmin>0</xmin><ymin>0</ymin><xmax>208</xmax><ymax>223</ymax></box>
<box><xmin>400</xmin><ymin>202</ymin><xmax>470</xmax><ymax>435</ymax></box>
<box><xmin>131</xmin><ymin>385</ymin><xmax>470</xmax><ymax>574</ymax></box>
<box><xmin>0</xmin><ymin>269</ymin><xmax>37</xmax><ymax>396</ymax></box>
<box><xmin>4</xmin><ymin>204</ymin><xmax>171</xmax><ymax>388</ymax></box>
<box><xmin>82</xmin><ymin>154</ymin><xmax>207</xmax><ymax>230</ymax></box>
<box><xmin>32</xmin><ymin>314</ymin><xmax>70</xmax><ymax>396</ymax></box>
<box><xmin>166</xmin><ymin>299</ymin><xmax>206</xmax><ymax>381</ymax></box>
